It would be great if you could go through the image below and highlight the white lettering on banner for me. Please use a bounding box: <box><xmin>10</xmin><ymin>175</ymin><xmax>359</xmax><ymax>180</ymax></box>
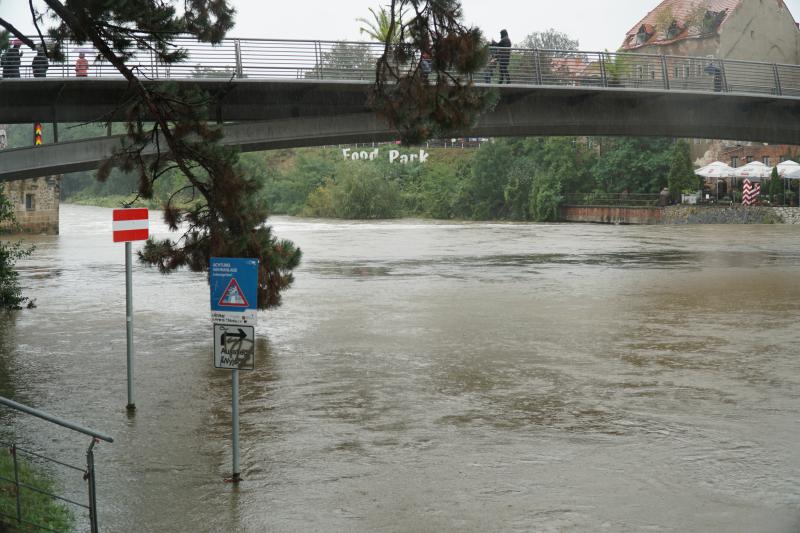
<box><xmin>343</xmin><ymin>148</ymin><xmax>429</xmax><ymax>164</ymax></box>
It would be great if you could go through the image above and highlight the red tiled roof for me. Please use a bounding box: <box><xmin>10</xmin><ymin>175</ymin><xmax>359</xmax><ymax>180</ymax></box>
<box><xmin>621</xmin><ymin>0</ymin><xmax>742</xmax><ymax>50</ymax></box>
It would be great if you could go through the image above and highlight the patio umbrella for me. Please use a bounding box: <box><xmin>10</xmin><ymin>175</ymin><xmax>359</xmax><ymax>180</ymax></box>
<box><xmin>780</xmin><ymin>165</ymin><xmax>800</xmax><ymax>180</ymax></box>
<box><xmin>734</xmin><ymin>161</ymin><xmax>772</xmax><ymax>182</ymax></box>
<box><xmin>694</xmin><ymin>161</ymin><xmax>735</xmax><ymax>178</ymax></box>
<box><xmin>776</xmin><ymin>160</ymin><xmax>800</xmax><ymax>177</ymax></box>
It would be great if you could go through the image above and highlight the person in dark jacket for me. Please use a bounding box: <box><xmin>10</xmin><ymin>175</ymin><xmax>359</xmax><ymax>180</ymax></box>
<box><xmin>497</xmin><ymin>29</ymin><xmax>511</xmax><ymax>84</ymax></box>
<box><xmin>1</xmin><ymin>40</ymin><xmax>23</xmax><ymax>78</ymax></box>
<box><xmin>32</xmin><ymin>47</ymin><xmax>49</xmax><ymax>78</ymax></box>
<box><xmin>704</xmin><ymin>62</ymin><xmax>722</xmax><ymax>92</ymax></box>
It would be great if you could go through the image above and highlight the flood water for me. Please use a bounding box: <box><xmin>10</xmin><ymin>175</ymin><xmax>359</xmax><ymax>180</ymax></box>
<box><xmin>1</xmin><ymin>204</ymin><xmax>799</xmax><ymax>532</ymax></box>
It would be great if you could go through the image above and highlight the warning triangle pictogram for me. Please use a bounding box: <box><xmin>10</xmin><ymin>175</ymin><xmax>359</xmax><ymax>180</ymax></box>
<box><xmin>218</xmin><ymin>278</ymin><xmax>249</xmax><ymax>307</ymax></box>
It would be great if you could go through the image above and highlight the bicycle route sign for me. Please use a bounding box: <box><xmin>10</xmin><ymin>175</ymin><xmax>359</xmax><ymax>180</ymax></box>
<box><xmin>213</xmin><ymin>324</ymin><xmax>255</xmax><ymax>370</ymax></box>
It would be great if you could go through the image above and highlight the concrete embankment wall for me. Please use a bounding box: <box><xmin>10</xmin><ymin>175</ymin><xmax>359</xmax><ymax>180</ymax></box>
<box><xmin>560</xmin><ymin>205</ymin><xmax>800</xmax><ymax>225</ymax></box>
<box><xmin>559</xmin><ymin>206</ymin><xmax>664</xmax><ymax>224</ymax></box>
<box><xmin>662</xmin><ymin>206</ymin><xmax>799</xmax><ymax>224</ymax></box>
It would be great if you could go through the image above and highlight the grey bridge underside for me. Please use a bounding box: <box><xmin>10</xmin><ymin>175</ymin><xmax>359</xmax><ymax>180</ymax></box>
<box><xmin>2</xmin><ymin>78</ymin><xmax>800</xmax><ymax>181</ymax></box>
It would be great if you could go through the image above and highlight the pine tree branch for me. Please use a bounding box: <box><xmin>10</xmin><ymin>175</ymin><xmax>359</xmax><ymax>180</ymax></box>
<box><xmin>0</xmin><ymin>17</ymin><xmax>36</xmax><ymax>49</ymax></box>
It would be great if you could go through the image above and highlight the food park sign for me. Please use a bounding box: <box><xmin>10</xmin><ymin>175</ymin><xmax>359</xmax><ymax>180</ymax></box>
<box><xmin>341</xmin><ymin>147</ymin><xmax>430</xmax><ymax>164</ymax></box>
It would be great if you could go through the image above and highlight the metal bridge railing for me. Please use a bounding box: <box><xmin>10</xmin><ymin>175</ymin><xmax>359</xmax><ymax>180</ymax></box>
<box><xmin>0</xmin><ymin>396</ymin><xmax>113</xmax><ymax>533</ymax></box>
<box><xmin>4</xmin><ymin>37</ymin><xmax>800</xmax><ymax>98</ymax></box>
<box><xmin>563</xmin><ymin>193</ymin><xmax>661</xmax><ymax>207</ymax></box>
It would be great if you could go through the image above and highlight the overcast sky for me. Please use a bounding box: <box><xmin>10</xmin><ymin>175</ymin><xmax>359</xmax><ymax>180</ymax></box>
<box><xmin>2</xmin><ymin>0</ymin><xmax>800</xmax><ymax>51</ymax></box>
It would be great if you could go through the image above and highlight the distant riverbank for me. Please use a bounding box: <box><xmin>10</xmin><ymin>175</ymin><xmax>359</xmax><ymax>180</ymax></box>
<box><xmin>65</xmin><ymin>195</ymin><xmax>800</xmax><ymax>226</ymax></box>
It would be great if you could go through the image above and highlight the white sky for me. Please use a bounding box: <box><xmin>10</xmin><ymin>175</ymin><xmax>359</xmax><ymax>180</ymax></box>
<box><xmin>2</xmin><ymin>0</ymin><xmax>800</xmax><ymax>52</ymax></box>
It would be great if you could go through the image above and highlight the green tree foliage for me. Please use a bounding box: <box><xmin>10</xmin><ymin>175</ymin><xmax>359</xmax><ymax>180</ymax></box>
<box><xmin>357</xmin><ymin>6</ymin><xmax>405</xmax><ymax>43</ymax></box>
<box><xmin>306</xmin><ymin>42</ymin><xmax>376</xmax><ymax>80</ymax></box>
<box><xmin>64</xmin><ymin>136</ymin><xmax>684</xmax><ymax>223</ymax></box>
<box><xmin>0</xmin><ymin>189</ymin><xmax>33</xmax><ymax>310</ymax></box>
<box><xmin>667</xmin><ymin>139</ymin><xmax>698</xmax><ymax>195</ymax></box>
<box><xmin>518</xmin><ymin>29</ymin><xmax>579</xmax><ymax>53</ymax></box>
<box><xmin>591</xmin><ymin>137</ymin><xmax>673</xmax><ymax>193</ymax></box>
<box><xmin>768</xmin><ymin>165</ymin><xmax>783</xmax><ymax>203</ymax></box>
<box><xmin>304</xmin><ymin>163</ymin><xmax>401</xmax><ymax>219</ymax></box>
<box><xmin>372</xmin><ymin>0</ymin><xmax>492</xmax><ymax>144</ymax></box>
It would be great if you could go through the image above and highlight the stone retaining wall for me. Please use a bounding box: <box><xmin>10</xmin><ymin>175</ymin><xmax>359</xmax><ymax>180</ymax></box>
<box><xmin>560</xmin><ymin>205</ymin><xmax>800</xmax><ymax>225</ymax></box>
<box><xmin>771</xmin><ymin>207</ymin><xmax>800</xmax><ymax>224</ymax></box>
<box><xmin>662</xmin><ymin>206</ymin><xmax>793</xmax><ymax>224</ymax></box>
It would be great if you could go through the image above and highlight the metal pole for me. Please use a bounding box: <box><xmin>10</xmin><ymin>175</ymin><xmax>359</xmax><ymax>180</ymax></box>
<box><xmin>231</xmin><ymin>369</ymin><xmax>241</xmax><ymax>483</ymax></box>
<box><xmin>773</xmin><ymin>64</ymin><xmax>782</xmax><ymax>96</ymax></box>
<box><xmin>87</xmin><ymin>439</ymin><xmax>98</xmax><ymax>533</ymax></box>
<box><xmin>12</xmin><ymin>444</ymin><xmax>21</xmax><ymax>525</ymax></box>
<box><xmin>718</xmin><ymin>59</ymin><xmax>729</xmax><ymax>92</ymax></box>
<box><xmin>599</xmin><ymin>53</ymin><xmax>607</xmax><ymax>88</ymax></box>
<box><xmin>234</xmin><ymin>40</ymin><xmax>243</xmax><ymax>79</ymax></box>
<box><xmin>125</xmin><ymin>241</ymin><xmax>135</xmax><ymax>411</ymax></box>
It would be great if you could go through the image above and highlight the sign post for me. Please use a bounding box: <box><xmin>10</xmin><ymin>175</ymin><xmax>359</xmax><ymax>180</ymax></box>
<box><xmin>210</xmin><ymin>257</ymin><xmax>258</xmax><ymax>483</ymax></box>
<box><xmin>113</xmin><ymin>208</ymin><xmax>149</xmax><ymax>411</ymax></box>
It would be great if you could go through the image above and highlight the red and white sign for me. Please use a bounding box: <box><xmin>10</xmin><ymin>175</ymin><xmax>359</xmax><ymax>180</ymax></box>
<box><xmin>113</xmin><ymin>208</ymin><xmax>149</xmax><ymax>242</ymax></box>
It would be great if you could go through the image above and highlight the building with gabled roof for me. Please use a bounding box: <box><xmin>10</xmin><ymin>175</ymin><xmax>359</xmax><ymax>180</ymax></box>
<box><xmin>621</xmin><ymin>0</ymin><xmax>799</xmax><ymax>64</ymax></box>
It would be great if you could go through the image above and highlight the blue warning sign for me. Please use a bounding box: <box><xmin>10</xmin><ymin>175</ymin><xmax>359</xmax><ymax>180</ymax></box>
<box><xmin>210</xmin><ymin>257</ymin><xmax>259</xmax><ymax>325</ymax></box>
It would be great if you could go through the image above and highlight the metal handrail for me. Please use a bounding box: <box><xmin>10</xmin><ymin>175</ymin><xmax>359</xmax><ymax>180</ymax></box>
<box><xmin>0</xmin><ymin>397</ymin><xmax>113</xmax><ymax>443</ymax></box>
<box><xmin>1</xmin><ymin>396</ymin><xmax>113</xmax><ymax>532</ymax></box>
<box><xmin>3</xmin><ymin>36</ymin><xmax>800</xmax><ymax>98</ymax></box>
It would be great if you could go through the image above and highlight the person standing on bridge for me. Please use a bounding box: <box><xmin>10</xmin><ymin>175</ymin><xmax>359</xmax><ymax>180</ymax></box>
<box><xmin>497</xmin><ymin>29</ymin><xmax>511</xmax><ymax>84</ymax></box>
<box><xmin>75</xmin><ymin>52</ymin><xmax>89</xmax><ymax>77</ymax></box>
<box><xmin>32</xmin><ymin>47</ymin><xmax>49</xmax><ymax>78</ymax></box>
<box><xmin>1</xmin><ymin>40</ymin><xmax>23</xmax><ymax>78</ymax></box>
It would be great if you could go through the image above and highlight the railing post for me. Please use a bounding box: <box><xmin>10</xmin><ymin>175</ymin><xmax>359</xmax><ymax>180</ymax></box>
<box><xmin>718</xmin><ymin>59</ymin><xmax>729</xmax><ymax>92</ymax></box>
<box><xmin>86</xmin><ymin>439</ymin><xmax>99</xmax><ymax>533</ymax></box>
<box><xmin>11</xmin><ymin>444</ymin><xmax>21</xmax><ymax>525</ymax></box>
<box><xmin>773</xmin><ymin>64</ymin><xmax>782</xmax><ymax>96</ymax></box>
<box><xmin>234</xmin><ymin>39</ymin><xmax>243</xmax><ymax>79</ymax></box>
<box><xmin>534</xmin><ymin>49</ymin><xmax>543</xmax><ymax>85</ymax></box>
<box><xmin>599</xmin><ymin>53</ymin><xmax>607</xmax><ymax>88</ymax></box>
<box><xmin>661</xmin><ymin>55</ymin><xmax>670</xmax><ymax>90</ymax></box>
<box><xmin>315</xmin><ymin>41</ymin><xmax>322</xmax><ymax>80</ymax></box>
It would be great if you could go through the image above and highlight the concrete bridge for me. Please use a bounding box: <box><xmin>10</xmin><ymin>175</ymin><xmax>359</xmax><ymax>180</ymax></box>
<box><xmin>2</xmin><ymin>38</ymin><xmax>800</xmax><ymax>181</ymax></box>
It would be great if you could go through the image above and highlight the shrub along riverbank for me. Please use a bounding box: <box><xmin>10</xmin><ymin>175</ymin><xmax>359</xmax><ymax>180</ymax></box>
<box><xmin>0</xmin><ymin>449</ymin><xmax>73</xmax><ymax>531</ymax></box>
<box><xmin>59</xmin><ymin>137</ymin><xmax>700</xmax><ymax>221</ymax></box>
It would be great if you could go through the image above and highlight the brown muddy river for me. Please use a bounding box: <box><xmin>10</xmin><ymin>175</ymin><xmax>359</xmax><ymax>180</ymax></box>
<box><xmin>1</xmin><ymin>204</ymin><xmax>799</xmax><ymax>532</ymax></box>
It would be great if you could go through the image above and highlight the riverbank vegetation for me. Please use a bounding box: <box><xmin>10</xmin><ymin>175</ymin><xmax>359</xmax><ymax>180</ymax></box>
<box><xmin>54</xmin><ymin>135</ymin><xmax>690</xmax><ymax>222</ymax></box>
<box><xmin>0</xmin><ymin>449</ymin><xmax>73</xmax><ymax>531</ymax></box>
<box><xmin>0</xmin><ymin>190</ymin><xmax>33</xmax><ymax>310</ymax></box>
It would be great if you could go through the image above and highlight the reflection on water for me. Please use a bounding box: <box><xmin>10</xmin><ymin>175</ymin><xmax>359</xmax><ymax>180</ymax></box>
<box><xmin>0</xmin><ymin>205</ymin><xmax>799</xmax><ymax>532</ymax></box>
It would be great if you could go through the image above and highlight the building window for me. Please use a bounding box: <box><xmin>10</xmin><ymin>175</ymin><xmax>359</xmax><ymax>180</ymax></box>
<box><xmin>745</xmin><ymin>156</ymin><xmax>754</xmax><ymax>163</ymax></box>
<box><xmin>731</xmin><ymin>156</ymin><xmax>738</xmax><ymax>168</ymax></box>
<box><xmin>25</xmin><ymin>194</ymin><xmax>35</xmax><ymax>211</ymax></box>
<box><xmin>763</xmin><ymin>156</ymin><xmax>770</xmax><ymax>166</ymax></box>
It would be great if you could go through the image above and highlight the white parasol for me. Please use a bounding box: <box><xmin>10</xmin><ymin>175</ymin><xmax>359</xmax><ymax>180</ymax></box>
<box><xmin>694</xmin><ymin>161</ymin><xmax>735</xmax><ymax>178</ymax></box>
<box><xmin>733</xmin><ymin>161</ymin><xmax>772</xmax><ymax>182</ymax></box>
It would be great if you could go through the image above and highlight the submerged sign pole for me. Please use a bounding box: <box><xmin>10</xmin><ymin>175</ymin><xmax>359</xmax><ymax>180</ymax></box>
<box><xmin>232</xmin><ymin>368</ymin><xmax>240</xmax><ymax>481</ymax></box>
<box><xmin>210</xmin><ymin>257</ymin><xmax>258</xmax><ymax>483</ymax></box>
<box><xmin>113</xmin><ymin>208</ymin><xmax>149</xmax><ymax>411</ymax></box>
<box><xmin>125</xmin><ymin>241</ymin><xmax>134</xmax><ymax>410</ymax></box>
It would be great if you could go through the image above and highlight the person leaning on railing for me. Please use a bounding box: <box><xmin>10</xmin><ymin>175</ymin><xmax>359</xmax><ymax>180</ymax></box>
<box><xmin>75</xmin><ymin>52</ymin><xmax>89</xmax><ymax>77</ymax></box>
<box><xmin>1</xmin><ymin>40</ymin><xmax>23</xmax><ymax>78</ymax></box>
<box><xmin>32</xmin><ymin>47</ymin><xmax>49</xmax><ymax>78</ymax></box>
